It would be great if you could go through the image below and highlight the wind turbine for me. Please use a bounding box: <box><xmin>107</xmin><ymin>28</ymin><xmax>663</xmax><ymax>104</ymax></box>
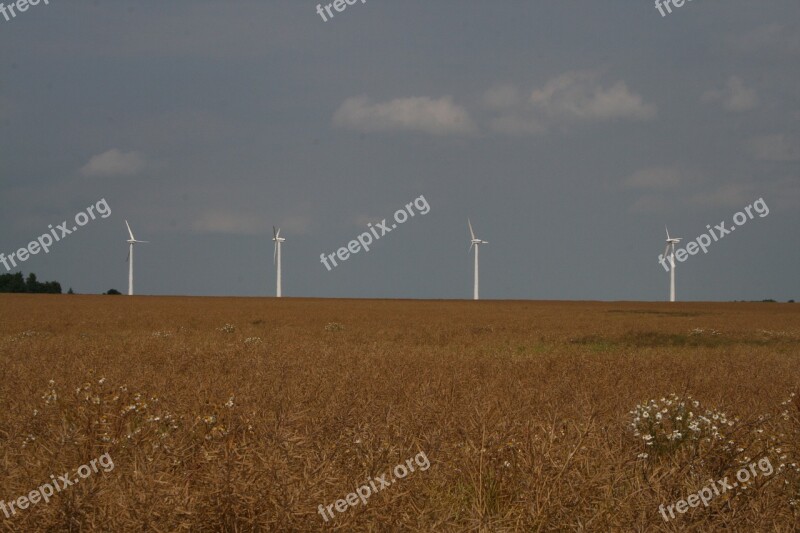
<box><xmin>272</xmin><ymin>226</ymin><xmax>285</xmax><ymax>297</ymax></box>
<box><xmin>663</xmin><ymin>226</ymin><xmax>682</xmax><ymax>302</ymax></box>
<box><xmin>125</xmin><ymin>221</ymin><xmax>148</xmax><ymax>296</ymax></box>
<box><xmin>468</xmin><ymin>219</ymin><xmax>488</xmax><ymax>300</ymax></box>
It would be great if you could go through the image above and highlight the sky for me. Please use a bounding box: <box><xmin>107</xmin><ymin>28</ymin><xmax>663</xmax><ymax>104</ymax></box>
<box><xmin>1</xmin><ymin>0</ymin><xmax>798</xmax><ymax>300</ymax></box>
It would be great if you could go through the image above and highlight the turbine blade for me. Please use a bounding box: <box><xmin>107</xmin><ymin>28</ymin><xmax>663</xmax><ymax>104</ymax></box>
<box><xmin>276</xmin><ymin>228</ymin><xmax>281</xmax><ymax>239</ymax></box>
<box><xmin>665</xmin><ymin>225</ymin><xmax>670</xmax><ymax>240</ymax></box>
<box><xmin>273</xmin><ymin>226</ymin><xmax>277</xmax><ymax>239</ymax></box>
<box><xmin>663</xmin><ymin>243</ymin><xmax>670</xmax><ymax>259</ymax></box>
<box><xmin>125</xmin><ymin>220</ymin><xmax>135</xmax><ymax>241</ymax></box>
<box><xmin>468</xmin><ymin>219</ymin><xmax>475</xmax><ymax>240</ymax></box>
<box><xmin>273</xmin><ymin>242</ymin><xmax>277</xmax><ymax>264</ymax></box>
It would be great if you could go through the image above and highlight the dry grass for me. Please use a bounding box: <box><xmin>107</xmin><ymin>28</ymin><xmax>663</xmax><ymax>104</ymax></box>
<box><xmin>0</xmin><ymin>295</ymin><xmax>798</xmax><ymax>531</ymax></box>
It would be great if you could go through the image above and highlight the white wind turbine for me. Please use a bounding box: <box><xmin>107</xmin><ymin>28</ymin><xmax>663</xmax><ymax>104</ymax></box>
<box><xmin>663</xmin><ymin>226</ymin><xmax>682</xmax><ymax>302</ymax></box>
<box><xmin>125</xmin><ymin>221</ymin><xmax>148</xmax><ymax>296</ymax></box>
<box><xmin>468</xmin><ymin>219</ymin><xmax>488</xmax><ymax>300</ymax></box>
<box><xmin>272</xmin><ymin>226</ymin><xmax>285</xmax><ymax>298</ymax></box>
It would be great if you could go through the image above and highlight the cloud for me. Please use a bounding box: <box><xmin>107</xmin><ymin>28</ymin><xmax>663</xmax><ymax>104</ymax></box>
<box><xmin>631</xmin><ymin>183</ymin><xmax>758</xmax><ymax>213</ymax></box>
<box><xmin>731</xmin><ymin>24</ymin><xmax>800</xmax><ymax>55</ymax></box>
<box><xmin>489</xmin><ymin>71</ymin><xmax>656</xmax><ymax>135</ymax></box>
<box><xmin>277</xmin><ymin>215</ymin><xmax>312</xmax><ymax>235</ymax></box>
<box><xmin>80</xmin><ymin>149</ymin><xmax>146</xmax><ymax>177</ymax></box>
<box><xmin>193</xmin><ymin>211</ymin><xmax>263</xmax><ymax>234</ymax></box>
<box><xmin>623</xmin><ymin>167</ymin><xmax>685</xmax><ymax>190</ymax></box>
<box><xmin>489</xmin><ymin>114</ymin><xmax>547</xmax><ymax>135</ymax></box>
<box><xmin>353</xmin><ymin>214</ymin><xmax>383</xmax><ymax>227</ymax></box>
<box><xmin>528</xmin><ymin>71</ymin><xmax>656</xmax><ymax>121</ymax></box>
<box><xmin>483</xmin><ymin>84</ymin><xmax>522</xmax><ymax>109</ymax></box>
<box><xmin>702</xmin><ymin>76</ymin><xmax>758</xmax><ymax>112</ymax></box>
<box><xmin>333</xmin><ymin>96</ymin><xmax>475</xmax><ymax>135</ymax></box>
<box><xmin>624</xmin><ymin>167</ymin><xmax>712</xmax><ymax>213</ymax></box>
<box><xmin>688</xmin><ymin>183</ymin><xmax>759</xmax><ymax>208</ymax></box>
<box><xmin>193</xmin><ymin>211</ymin><xmax>311</xmax><ymax>235</ymax></box>
<box><xmin>628</xmin><ymin>194</ymin><xmax>672</xmax><ymax>214</ymax></box>
<box><xmin>746</xmin><ymin>134</ymin><xmax>800</xmax><ymax>162</ymax></box>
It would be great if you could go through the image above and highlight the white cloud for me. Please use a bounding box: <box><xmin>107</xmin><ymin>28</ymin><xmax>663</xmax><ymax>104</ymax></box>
<box><xmin>702</xmin><ymin>76</ymin><xmax>758</xmax><ymax>112</ymax></box>
<box><xmin>623</xmin><ymin>167</ymin><xmax>685</xmax><ymax>190</ymax></box>
<box><xmin>529</xmin><ymin>71</ymin><xmax>656</xmax><ymax>121</ymax></box>
<box><xmin>746</xmin><ymin>134</ymin><xmax>800</xmax><ymax>162</ymax></box>
<box><xmin>333</xmin><ymin>96</ymin><xmax>475</xmax><ymax>135</ymax></box>
<box><xmin>489</xmin><ymin>71</ymin><xmax>656</xmax><ymax>135</ymax></box>
<box><xmin>80</xmin><ymin>149</ymin><xmax>145</xmax><ymax>177</ymax></box>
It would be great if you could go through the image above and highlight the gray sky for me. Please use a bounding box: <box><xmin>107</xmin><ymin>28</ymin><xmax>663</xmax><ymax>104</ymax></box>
<box><xmin>1</xmin><ymin>1</ymin><xmax>798</xmax><ymax>300</ymax></box>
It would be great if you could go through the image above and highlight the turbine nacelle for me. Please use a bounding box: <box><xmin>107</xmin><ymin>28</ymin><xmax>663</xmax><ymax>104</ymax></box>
<box><xmin>664</xmin><ymin>226</ymin><xmax>682</xmax><ymax>245</ymax></box>
<box><xmin>272</xmin><ymin>226</ymin><xmax>286</xmax><ymax>266</ymax></box>
<box><xmin>125</xmin><ymin>221</ymin><xmax>149</xmax><ymax>245</ymax></box>
<box><xmin>272</xmin><ymin>226</ymin><xmax>285</xmax><ymax>243</ymax></box>
<box><xmin>468</xmin><ymin>219</ymin><xmax>487</xmax><ymax>250</ymax></box>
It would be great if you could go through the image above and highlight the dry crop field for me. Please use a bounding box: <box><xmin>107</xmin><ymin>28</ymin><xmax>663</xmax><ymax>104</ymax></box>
<box><xmin>0</xmin><ymin>294</ymin><xmax>798</xmax><ymax>531</ymax></box>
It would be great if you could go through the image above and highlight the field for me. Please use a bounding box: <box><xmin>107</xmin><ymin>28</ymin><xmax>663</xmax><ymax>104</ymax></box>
<box><xmin>0</xmin><ymin>295</ymin><xmax>798</xmax><ymax>531</ymax></box>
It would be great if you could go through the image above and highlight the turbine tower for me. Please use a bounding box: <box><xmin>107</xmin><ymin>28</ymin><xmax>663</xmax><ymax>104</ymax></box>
<box><xmin>125</xmin><ymin>221</ymin><xmax>148</xmax><ymax>296</ymax></box>
<box><xmin>664</xmin><ymin>226</ymin><xmax>682</xmax><ymax>302</ymax></box>
<box><xmin>468</xmin><ymin>219</ymin><xmax>488</xmax><ymax>300</ymax></box>
<box><xmin>272</xmin><ymin>226</ymin><xmax>285</xmax><ymax>297</ymax></box>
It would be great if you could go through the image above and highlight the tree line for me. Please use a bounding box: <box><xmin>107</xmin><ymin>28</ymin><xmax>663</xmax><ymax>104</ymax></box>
<box><xmin>0</xmin><ymin>272</ymin><xmax>62</xmax><ymax>294</ymax></box>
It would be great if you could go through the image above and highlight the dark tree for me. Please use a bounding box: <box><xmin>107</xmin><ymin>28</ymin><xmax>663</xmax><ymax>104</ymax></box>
<box><xmin>0</xmin><ymin>272</ymin><xmax>62</xmax><ymax>294</ymax></box>
<box><xmin>0</xmin><ymin>273</ymin><xmax>27</xmax><ymax>293</ymax></box>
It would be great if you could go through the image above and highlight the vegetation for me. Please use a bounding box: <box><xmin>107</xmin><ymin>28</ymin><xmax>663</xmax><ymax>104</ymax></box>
<box><xmin>0</xmin><ymin>296</ymin><xmax>798</xmax><ymax>530</ymax></box>
<box><xmin>0</xmin><ymin>273</ymin><xmax>61</xmax><ymax>294</ymax></box>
